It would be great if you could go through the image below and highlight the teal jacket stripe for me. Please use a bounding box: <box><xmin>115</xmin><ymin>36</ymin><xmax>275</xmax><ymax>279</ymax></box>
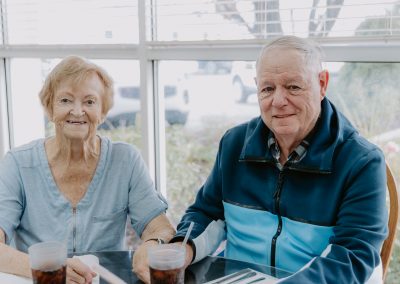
<box><xmin>224</xmin><ymin>202</ymin><xmax>334</xmax><ymax>273</ymax></box>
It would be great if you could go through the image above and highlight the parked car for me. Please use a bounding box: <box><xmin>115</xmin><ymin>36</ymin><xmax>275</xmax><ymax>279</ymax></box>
<box><xmin>230</xmin><ymin>61</ymin><xmax>257</xmax><ymax>103</ymax></box>
<box><xmin>197</xmin><ymin>61</ymin><xmax>232</xmax><ymax>74</ymax></box>
<box><xmin>100</xmin><ymin>80</ymin><xmax>189</xmax><ymax>129</ymax></box>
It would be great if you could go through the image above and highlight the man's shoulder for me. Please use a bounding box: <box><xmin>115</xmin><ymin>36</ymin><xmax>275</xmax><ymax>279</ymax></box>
<box><xmin>224</xmin><ymin>116</ymin><xmax>262</xmax><ymax>139</ymax></box>
<box><xmin>344</xmin><ymin>132</ymin><xmax>384</xmax><ymax>159</ymax></box>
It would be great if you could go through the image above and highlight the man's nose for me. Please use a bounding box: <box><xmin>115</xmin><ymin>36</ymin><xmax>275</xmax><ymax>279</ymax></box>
<box><xmin>271</xmin><ymin>87</ymin><xmax>288</xmax><ymax>107</ymax></box>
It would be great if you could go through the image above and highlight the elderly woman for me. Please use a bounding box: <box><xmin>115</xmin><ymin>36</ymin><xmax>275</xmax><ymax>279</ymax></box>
<box><xmin>0</xmin><ymin>56</ymin><xmax>175</xmax><ymax>283</ymax></box>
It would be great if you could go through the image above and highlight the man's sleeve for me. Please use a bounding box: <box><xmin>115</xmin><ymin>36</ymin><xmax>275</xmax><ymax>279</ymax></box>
<box><xmin>281</xmin><ymin>149</ymin><xmax>388</xmax><ymax>284</ymax></box>
<box><xmin>0</xmin><ymin>152</ymin><xmax>24</xmax><ymax>244</ymax></box>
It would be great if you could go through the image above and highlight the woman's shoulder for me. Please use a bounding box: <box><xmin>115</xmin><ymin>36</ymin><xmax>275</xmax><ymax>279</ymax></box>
<box><xmin>3</xmin><ymin>138</ymin><xmax>45</xmax><ymax>167</ymax></box>
<box><xmin>100</xmin><ymin>136</ymin><xmax>141</xmax><ymax>160</ymax></box>
<box><xmin>9</xmin><ymin>138</ymin><xmax>44</xmax><ymax>153</ymax></box>
<box><xmin>7</xmin><ymin>138</ymin><xmax>44</xmax><ymax>158</ymax></box>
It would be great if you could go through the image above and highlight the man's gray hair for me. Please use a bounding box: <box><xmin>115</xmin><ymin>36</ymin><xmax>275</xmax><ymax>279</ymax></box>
<box><xmin>256</xmin><ymin>36</ymin><xmax>324</xmax><ymax>72</ymax></box>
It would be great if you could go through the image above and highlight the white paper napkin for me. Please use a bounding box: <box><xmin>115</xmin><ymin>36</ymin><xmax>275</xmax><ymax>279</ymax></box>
<box><xmin>73</xmin><ymin>254</ymin><xmax>100</xmax><ymax>284</ymax></box>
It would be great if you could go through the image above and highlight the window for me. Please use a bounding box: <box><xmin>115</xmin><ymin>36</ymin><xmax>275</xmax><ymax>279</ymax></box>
<box><xmin>152</xmin><ymin>0</ymin><xmax>400</xmax><ymax>41</ymax></box>
<box><xmin>0</xmin><ymin>1</ymin><xmax>399</xmax><ymax>281</ymax></box>
<box><xmin>5</xmin><ymin>0</ymin><xmax>139</xmax><ymax>44</ymax></box>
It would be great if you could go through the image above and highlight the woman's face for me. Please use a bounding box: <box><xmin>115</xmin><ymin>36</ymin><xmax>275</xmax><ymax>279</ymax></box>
<box><xmin>51</xmin><ymin>73</ymin><xmax>104</xmax><ymax>141</ymax></box>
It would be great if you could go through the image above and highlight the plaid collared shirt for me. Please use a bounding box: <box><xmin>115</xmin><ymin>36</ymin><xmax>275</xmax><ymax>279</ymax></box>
<box><xmin>267</xmin><ymin>134</ymin><xmax>310</xmax><ymax>170</ymax></box>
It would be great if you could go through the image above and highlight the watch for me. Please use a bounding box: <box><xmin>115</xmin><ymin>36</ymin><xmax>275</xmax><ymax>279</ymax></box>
<box><xmin>145</xmin><ymin>238</ymin><xmax>165</xmax><ymax>245</ymax></box>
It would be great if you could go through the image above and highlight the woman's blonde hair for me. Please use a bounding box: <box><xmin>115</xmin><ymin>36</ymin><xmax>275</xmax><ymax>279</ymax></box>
<box><xmin>39</xmin><ymin>55</ymin><xmax>114</xmax><ymax>118</ymax></box>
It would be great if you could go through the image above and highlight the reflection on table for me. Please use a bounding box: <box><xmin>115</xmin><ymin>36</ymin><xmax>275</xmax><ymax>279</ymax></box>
<box><xmin>73</xmin><ymin>250</ymin><xmax>292</xmax><ymax>284</ymax></box>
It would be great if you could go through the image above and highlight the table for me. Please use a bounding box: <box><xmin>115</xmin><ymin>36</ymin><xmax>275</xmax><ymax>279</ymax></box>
<box><xmin>74</xmin><ymin>250</ymin><xmax>292</xmax><ymax>284</ymax></box>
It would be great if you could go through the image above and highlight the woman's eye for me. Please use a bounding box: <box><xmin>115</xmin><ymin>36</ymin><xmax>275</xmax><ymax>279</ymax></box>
<box><xmin>60</xmin><ymin>98</ymin><xmax>70</xmax><ymax>103</ymax></box>
<box><xmin>86</xmin><ymin>100</ymin><xmax>95</xmax><ymax>105</ymax></box>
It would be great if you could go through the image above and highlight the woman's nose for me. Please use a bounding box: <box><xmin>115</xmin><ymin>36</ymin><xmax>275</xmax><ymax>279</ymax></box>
<box><xmin>69</xmin><ymin>105</ymin><xmax>85</xmax><ymax>117</ymax></box>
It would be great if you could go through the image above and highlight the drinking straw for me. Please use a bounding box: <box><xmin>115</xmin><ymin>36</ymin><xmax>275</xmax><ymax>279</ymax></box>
<box><xmin>181</xmin><ymin>221</ymin><xmax>194</xmax><ymax>247</ymax></box>
<box><xmin>92</xmin><ymin>263</ymin><xmax>127</xmax><ymax>284</ymax></box>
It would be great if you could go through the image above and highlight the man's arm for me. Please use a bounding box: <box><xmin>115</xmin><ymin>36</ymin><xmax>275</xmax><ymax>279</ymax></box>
<box><xmin>132</xmin><ymin>213</ymin><xmax>177</xmax><ymax>284</ymax></box>
<box><xmin>0</xmin><ymin>228</ymin><xmax>32</xmax><ymax>278</ymax></box>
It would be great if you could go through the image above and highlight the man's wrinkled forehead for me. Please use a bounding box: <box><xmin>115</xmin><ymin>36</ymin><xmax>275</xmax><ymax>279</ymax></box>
<box><xmin>256</xmin><ymin>46</ymin><xmax>319</xmax><ymax>76</ymax></box>
<box><xmin>258</xmin><ymin>48</ymin><xmax>303</xmax><ymax>70</ymax></box>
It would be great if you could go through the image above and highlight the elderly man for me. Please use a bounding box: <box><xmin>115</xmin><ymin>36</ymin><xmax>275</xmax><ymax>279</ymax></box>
<box><xmin>154</xmin><ymin>36</ymin><xmax>387</xmax><ymax>284</ymax></box>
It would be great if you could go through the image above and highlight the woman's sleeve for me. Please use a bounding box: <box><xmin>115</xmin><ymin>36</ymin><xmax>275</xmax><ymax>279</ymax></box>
<box><xmin>0</xmin><ymin>152</ymin><xmax>24</xmax><ymax>244</ymax></box>
<box><xmin>127</xmin><ymin>148</ymin><xmax>168</xmax><ymax>237</ymax></box>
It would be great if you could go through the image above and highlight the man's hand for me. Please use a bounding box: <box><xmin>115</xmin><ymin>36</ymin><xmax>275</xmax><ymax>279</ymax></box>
<box><xmin>133</xmin><ymin>241</ymin><xmax>193</xmax><ymax>284</ymax></box>
<box><xmin>66</xmin><ymin>257</ymin><xmax>96</xmax><ymax>284</ymax></box>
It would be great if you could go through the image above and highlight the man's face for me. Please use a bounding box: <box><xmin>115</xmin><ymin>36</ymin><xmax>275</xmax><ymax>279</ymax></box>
<box><xmin>256</xmin><ymin>48</ymin><xmax>328</xmax><ymax>142</ymax></box>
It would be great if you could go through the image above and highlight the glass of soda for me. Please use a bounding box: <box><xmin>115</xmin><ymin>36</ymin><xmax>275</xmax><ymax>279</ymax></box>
<box><xmin>147</xmin><ymin>243</ymin><xmax>186</xmax><ymax>284</ymax></box>
<box><xmin>28</xmin><ymin>241</ymin><xmax>67</xmax><ymax>284</ymax></box>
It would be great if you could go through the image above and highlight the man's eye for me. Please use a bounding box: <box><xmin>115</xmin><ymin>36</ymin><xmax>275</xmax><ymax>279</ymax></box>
<box><xmin>261</xmin><ymin>86</ymin><xmax>274</xmax><ymax>93</ymax></box>
<box><xmin>288</xmin><ymin>85</ymin><xmax>301</xmax><ymax>91</ymax></box>
<box><xmin>258</xmin><ymin>86</ymin><xmax>274</xmax><ymax>99</ymax></box>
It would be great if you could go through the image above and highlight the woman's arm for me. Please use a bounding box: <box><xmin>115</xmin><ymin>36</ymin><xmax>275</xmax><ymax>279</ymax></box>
<box><xmin>0</xmin><ymin>229</ymin><xmax>32</xmax><ymax>278</ymax></box>
<box><xmin>140</xmin><ymin>213</ymin><xmax>176</xmax><ymax>242</ymax></box>
<box><xmin>132</xmin><ymin>213</ymin><xmax>177</xmax><ymax>284</ymax></box>
<box><xmin>0</xmin><ymin>229</ymin><xmax>96</xmax><ymax>283</ymax></box>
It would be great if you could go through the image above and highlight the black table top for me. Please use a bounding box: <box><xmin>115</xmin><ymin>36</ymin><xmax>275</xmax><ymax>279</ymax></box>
<box><xmin>73</xmin><ymin>250</ymin><xmax>292</xmax><ymax>284</ymax></box>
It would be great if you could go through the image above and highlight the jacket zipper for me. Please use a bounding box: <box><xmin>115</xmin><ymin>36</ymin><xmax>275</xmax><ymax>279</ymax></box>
<box><xmin>72</xmin><ymin>207</ymin><xmax>77</xmax><ymax>253</ymax></box>
<box><xmin>241</xmin><ymin>159</ymin><xmax>329</xmax><ymax>266</ymax></box>
<box><xmin>270</xmin><ymin>170</ymin><xmax>285</xmax><ymax>267</ymax></box>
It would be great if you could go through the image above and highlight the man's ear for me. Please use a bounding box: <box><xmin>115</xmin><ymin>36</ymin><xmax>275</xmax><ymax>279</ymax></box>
<box><xmin>319</xmin><ymin>70</ymin><xmax>329</xmax><ymax>99</ymax></box>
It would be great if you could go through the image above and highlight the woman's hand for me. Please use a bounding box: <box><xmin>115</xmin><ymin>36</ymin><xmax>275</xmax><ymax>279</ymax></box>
<box><xmin>66</xmin><ymin>257</ymin><xmax>97</xmax><ymax>284</ymax></box>
<box><xmin>132</xmin><ymin>240</ymin><xmax>155</xmax><ymax>284</ymax></box>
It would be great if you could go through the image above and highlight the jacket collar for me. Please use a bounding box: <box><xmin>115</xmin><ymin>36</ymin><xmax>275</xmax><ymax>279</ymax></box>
<box><xmin>239</xmin><ymin>98</ymin><xmax>356</xmax><ymax>173</ymax></box>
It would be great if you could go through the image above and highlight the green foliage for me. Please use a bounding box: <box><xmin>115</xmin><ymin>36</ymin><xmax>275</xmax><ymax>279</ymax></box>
<box><xmin>387</xmin><ymin>243</ymin><xmax>400</xmax><ymax>284</ymax></box>
<box><xmin>165</xmin><ymin>117</ymin><xmax>237</xmax><ymax>225</ymax></box>
<box><xmin>329</xmin><ymin>63</ymin><xmax>400</xmax><ymax>138</ymax></box>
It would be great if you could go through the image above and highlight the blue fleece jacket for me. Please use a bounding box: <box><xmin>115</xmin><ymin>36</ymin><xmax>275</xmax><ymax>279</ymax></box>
<box><xmin>174</xmin><ymin>98</ymin><xmax>388</xmax><ymax>283</ymax></box>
